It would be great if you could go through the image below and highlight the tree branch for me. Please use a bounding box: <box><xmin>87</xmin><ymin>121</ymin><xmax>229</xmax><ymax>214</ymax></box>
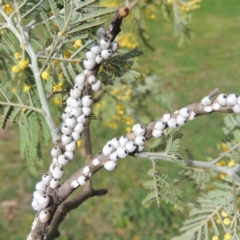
<box><xmin>136</xmin><ymin>151</ymin><xmax>240</xmax><ymax>184</ymax></box>
<box><xmin>46</xmin><ymin>186</ymin><xmax>108</xmax><ymax>240</ymax></box>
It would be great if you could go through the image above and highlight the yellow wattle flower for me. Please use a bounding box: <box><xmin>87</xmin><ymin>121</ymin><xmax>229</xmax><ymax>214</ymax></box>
<box><xmin>53</xmin><ymin>97</ymin><xmax>62</xmax><ymax>105</ymax></box>
<box><xmin>77</xmin><ymin>140</ymin><xmax>82</xmax><ymax>147</ymax></box>
<box><xmin>23</xmin><ymin>85</ymin><xmax>31</xmax><ymax>92</ymax></box>
<box><xmin>19</xmin><ymin>59</ymin><xmax>29</xmax><ymax>69</ymax></box>
<box><xmin>42</xmin><ymin>71</ymin><xmax>49</xmax><ymax>80</ymax></box>
<box><xmin>12</xmin><ymin>65</ymin><xmax>20</xmax><ymax>73</ymax></box>
<box><xmin>224</xmin><ymin>233</ymin><xmax>232</xmax><ymax>240</ymax></box>
<box><xmin>14</xmin><ymin>52</ymin><xmax>21</xmax><ymax>59</ymax></box>
<box><xmin>223</xmin><ymin>218</ymin><xmax>231</xmax><ymax>226</ymax></box>
<box><xmin>228</xmin><ymin>159</ymin><xmax>236</xmax><ymax>167</ymax></box>
<box><xmin>212</xmin><ymin>236</ymin><xmax>219</xmax><ymax>240</ymax></box>
<box><xmin>74</xmin><ymin>40</ymin><xmax>82</xmax><ymax>49</ymax></box>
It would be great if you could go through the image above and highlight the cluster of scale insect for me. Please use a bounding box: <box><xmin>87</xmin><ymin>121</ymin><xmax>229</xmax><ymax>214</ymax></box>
<box><xmin>31</xmin><ymin>27</ymin><xmax>119</xmax><ymax>218</ymax></box>
<box><xmin>152</xmin><ymin>93</ymin><xmax>240</xmax><ymax>138</ymax></box>
<box><xmin>101</xmin><ymin>123</ymin><xmax>147</xmax><ymax>171</ymax></box>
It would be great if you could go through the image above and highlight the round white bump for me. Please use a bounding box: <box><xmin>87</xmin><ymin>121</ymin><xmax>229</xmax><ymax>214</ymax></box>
<box><xmin>92</xmin><ymin>158</ymin><xmax>100</xmax><ymax>166</ymax></box>
<box><xmin>237</xmin><ymin>96</ymin><xmax>240</xmax><ymax>105</ymax></box>
<box><xmin>227</xmin><ymin>94</ymin><xmax>238</xmax><ymax>106</ymax></box>
<box><xmin>179</xmin><ymin>108</ymin><xmax>191</xmax><ymax>119</ymax></box>
<box><xmin>62</xmin><ymin>111</ymin><xmax>70</xmax><ymax>121</ymax></box>
<box><xmin>204</xmin><ymin>106</ymin><xmax>213</xmax><ymax>113</ymax></box>
<box><xmin>72</xmin><ymin>131</ymin><xmax>82</xmax><ymax>141</ymax></box>
<box><xmin>101</xmin><ymin>49</ymin><xmax>112</xmax><ymax>59</ymax></box>
<box><xmin>167</xmin><ymin>118</ymin><xmax>178</xmax><ymax>128</ymax></box>
<box><xmin>31</xmin><ymin>199</ymin><xmax>41</xmax><ymax>211</ymax></box>
<box><xmin>70</xmin><ymin>87</ymin><xmax>82</xmax><ymax>98</ymax></box>
<box><xmin>88</xmin><ymin>75</ymin><xmax>97</xmax><ymax>85</ymax></box>
<box><xmin>83</xmin><ymin>58</ymin><xmax>96</xmax><ymax>71</ymax></box>
<box><xmin>99</xmin><ymin>37</ymin><xmax>111</xmax><ymax>49</ymax></box>
<box><xmin>116</xmin><ymin>146</ymin><xmax>129</xmax><ymax>158</ymax></box>
<box><xmin>64</xmin><ymin>106</ymin><xmax>71</xmax><ymax>113</ymax></box>
<box><xmin>102</xmin><ymin>144</ymin><xmax>115</xmax><ymax>156</ymax></box>
<box><xmin>86</xmin><ymin>51</ymin><xmax>96</xmax><ymax>60</ymax></box>
<box><xmin>74</xmin><ymin>83</ymin><xmax>85</xmax><ymax>91</ymax></box>
<box><xmin>90</xmin><ymin>42</ymin><xmax>102</xmax><ymax>55</ymax></box>
<box><xmin>125</xmin><ymin>141</ymin><xmax>137</xmax><ymax>153</ymax></box>
<box><xmin>154</xmin><ymin>121</ymin><xmax>166</xmax><ymax>130</ymax></box>
<box><xmin>57</xmin><ymin>155</ymin><xmax>69</xmax><ymax>166</ymax></box>
<box><xmin>42</xmin><ymin>173</ymin><xmax>52</xmax><ymax>185</ymax></box>
<box><xmin>109</xmin><ymin>151</ymin><xmax>119</xmax><ymax>161</ymax></box>
<box><xmin>66</xmin><ymin>97</ymin><xmax>74</xmax><ymax>107</ymax></box>
<box><xmin>104</xmin><ymin>161</ymin><xmax>117</xmax><ymax>171</ymax></box>
<box><xmin>71</xmin><ymin>180</ymin><xmax>79</xmax><ymax>188</ymax></box>
<box><xmin>64</xmin><ymin>151</ymin><xmax>75</xmax><ymax>162</ymax></box>
<box><xmin>95</xmin><ymin>55</ymin><xmax>104</xmax><ymax>64</ymax></box>
<box><xmin>233</xmin><ymin>104</ymin><xmax>240</xmax><ymax>114</ymax></box>
<box><xmin>61</xmin><ymin>134</ymin><xmax>72</xmax><ymax>146</ymax></box>
<box><xmin>137</xmin><ymin>145</ymin><xmax>145</xmax><ymax>152</ymax></box>
<box><xmin>111</xmin><ymin>137</ymin><xmax>120</xmax><ymax>149</ymax></box>
<box><xmin>82</xmin><ymin>107</ymin><xmax>92</xmax><ymax>116</ymax></box>
<box><xmin>61</xmin><ymin>125</ymin><xmax>73</xmax><ymax>135</ymax></box>
<box><xmin>39</xmin><ymin>210</ymin><xmax>51</xmax><ymax>223</ymax></box>
<box><xmin>152</xmin><ymin>129</ymin><xmax>163</xmax><ymax>138</ymax></box>
<box><xmin>134</xmin><ymin>136</ymin><xmax>146</xmax><ymax>146</ymax></box>
<box><xmin>78</xmin><ymin>176</ymin><xmax>87</xmax><ymax>186</ymax></box>
<box><xmin>35</xmin><ymin>181</ymin><xmax>47</xmax><ymax>192</ymax></box>
<box><xmin>132</xmin><ymin>124</ymin><xmax>146</xmax><ymax>136</ymax></box>
<box><xmin>75</xmin><ymin>73</ymin><xmax>86</xmax><ymax>85</ymax></box>
<box><xmin>91</xmin><ymin>79</ymin><xmax>102</xmax><ymax>92</ymax></box>
<box><xmin>82</xmin><ymin>95</ymin><xmax>93</xmax><ymax>107</ymax></box>
<box><xmin>70</xmin><ymin>98</ymin><xmax>82</xmax><ymax>108</ymax></box>
<box><xmin>74</xmin><ymin>123</ymin><xmax>85</xmax><ymax>133</ymax></box>
<box><xmin>52</xmin><ymin>167</ymin><xmax>64</xmax><ymax>179</ymax></box>
<box><xmin>70</xmin><ymin>108</ymin><xmax>83</xmax><ymax>118</ymax></box>
<box><xmin>38</xmin><ymin>195</ymin><xmax>50</xmax><ymax>209</ymax></box>
<box><xmin>176</xmin><ymin>115</ymin><xmax>187</xmax><ymax>125</ymax></box>
<box><xmin>119</xmin><ymin>136</ymin><xmax>129</xmax><ymax>147</ymax></box>
<box><xmin>65</xmin><ymin>116</ymin><xmax>77</xmax><ymax>128</ymax></box>
<box><xmin>82</xmin><ymin>166</ymin><xmax>90</xmax><ymax>176</ymax></box>
<box><xmin>111</xmin><ymin>41</ymin><xmax>119</xmax><ymax>52</ymax></box>
<box><xmin>50</xmin><ymin>178</ymin><xmax>59</xmax><ymax>189</ymax></box>
<box><xmin>188</xmin><ymin>111</ymin><xmax>197</xmax><ymax>120</ymax></box>
<box><xmin>50</xmin><ymin>146</ymin><xmax>62</xmax><ymax>158</ymax></box>
<box><xmin>201</xmin><ymin>96</ymin><xmax>213</xmax><ymax>106</ymax></box>
<box><xmin>212</xmin><ymin>103</ymin><xmax>221</xmax><ymax>110</ymax></box>
<box><xmin>65</xmin><ymin>141</ymin><xmax>77</xmax><ymax>152</ymax></box>
<box><xmin>77</xmin><ymin>114</ymin><xmax>88</xmax><ymax>124</ymax></box>
<box><xmin>162</xmin><ymin>113</ymin><xmax>171</xmax><ymax>122</ymax></box>
<box><xmin>33</xmin><ymin>190</ymin><xmax>45</xmax><ymax>200</ymax></box>
<box><xmin>216</xmin><ymin>94</ymin><xmax>227</xmax><ymax>106</ymax></box>
<box><xmin>96</xmin><ymin>27</ymin><xmax>106</xmax><ymax>39</ymax></box>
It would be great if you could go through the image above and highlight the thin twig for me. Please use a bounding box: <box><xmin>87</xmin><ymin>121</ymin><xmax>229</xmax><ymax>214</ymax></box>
<box><xmin>0</xmin><ymin>101</ymin><xmax>46</xmax><ymax>116</ymax></box>
<box><xmin>129</xmin><ymin>0</ymin><xmax>141</xmax><ymax>10</ymax></box>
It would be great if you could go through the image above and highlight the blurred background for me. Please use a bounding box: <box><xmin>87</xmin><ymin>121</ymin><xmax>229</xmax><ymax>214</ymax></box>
<box><xmin>0</xmin><ymin>0</ymin><xmax>240</xmax><ymax>239</ymax></box>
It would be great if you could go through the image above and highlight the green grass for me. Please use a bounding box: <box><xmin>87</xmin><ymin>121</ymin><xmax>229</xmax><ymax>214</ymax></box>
<box><xmin>0</xmin><ymin>0</ymin><xmax>240</xmax><ymax>239</ymax></box>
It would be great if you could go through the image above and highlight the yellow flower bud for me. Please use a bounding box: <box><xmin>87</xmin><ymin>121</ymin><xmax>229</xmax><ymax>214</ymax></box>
<box><xmin>12</xmin><ymin>65</ymin><xmax>20</xmax><ymax>73</ymax></box>
<box><xmin>77</xmin><ymin>140</ymin><xmax>82</xmax><ymax>147</ymax></box>
<box><xmin>23</xmin><ymin>85</ymin><xmax>31</xmax><ymax>92</ymax></box>
<box><xmin>14</xmin><ymin>52</ymin><xmax>21</xmax><ymax>59</ymax></box>
<box><xmin>228</xmin><ymin>159</ymin><xmax>236</xmax><ymax>167</ymax></box>
<box><xmin>223</xmin><ymin>218</ymin><xmax>231</xmax><ymax>226</ymax></box>
<box><xmin>19</xmin><ymin>59</ymin><xmax>29</xmax><ymax>69</ymax></box>
<box><xmin>42</xmin><ymin>71</ymin><xmax>49</xmax><ymax>80</ymax></box>
<box><xmin>224</xmin><ymin>233</ymin><xmax>232</xmax><ymax>240</ymax></box>
<box><xmin>74</xmin><ymin>40</ymin><xmax>82</xmax><ymax>49</ymax></box>
<box><xmin>221</xmin><ymin>211</ymin><xmax>228</xmax><ymax>217</ymax></box>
